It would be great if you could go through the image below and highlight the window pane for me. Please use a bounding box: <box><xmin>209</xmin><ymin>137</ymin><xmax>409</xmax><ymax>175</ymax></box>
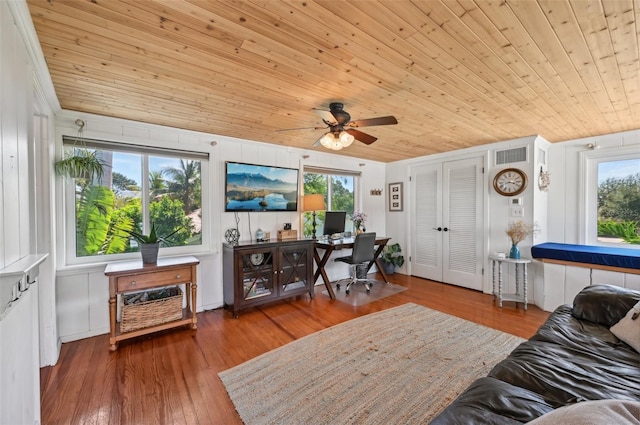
<box><xmin>302</xmin><ymin>173</ymin><xmax>328</xmax><ymax>237</ymax></box>
<box><xmin>74</xmin><ymin>149</ymin><xmax>141</xmax><ymax>257</ymax></box>
<box><xmin>331</xmin><ymin>175</ymin><xmax>354</xmax><ymax>217</ymax></box>
<box><xmin>302</xmin><ymin>171</ymin><xmax>356</xmax><ymax>237</ymax></box>
<box><xmin>597</xmin><ymin>159</ymin><xmax>640</xmax><ymax>245</ymax></box>
<box><xmin>149</xmin><ymin>157</ymin><xmax>202</xmax><ymax>247</ymax></box>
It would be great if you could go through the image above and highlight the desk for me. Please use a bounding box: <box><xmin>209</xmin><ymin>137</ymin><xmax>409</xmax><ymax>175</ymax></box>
<box><xmin>104</xmin><ymin>255</ymin><xmax>199</xmax><ymax>351</ymax></box>
<box><xmin>314</xmin><ymin>237</ymin><xmax>391</xmax><ymax>299</ymax></box>
<box><xmin>489</xmin><ymin>255</ymin><xmax>530</xmax><ymax>310</ymax></box>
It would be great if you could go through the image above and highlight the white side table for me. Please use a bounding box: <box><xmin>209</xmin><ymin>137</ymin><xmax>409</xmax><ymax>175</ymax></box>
<box><xmin>489</xmin><ymin>255</ymin><xmax>531</xmax><ymax>310</ymax></box>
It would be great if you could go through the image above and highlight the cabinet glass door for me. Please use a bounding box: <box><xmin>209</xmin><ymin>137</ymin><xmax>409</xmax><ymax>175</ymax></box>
<box><xmin>280</xmin><ymin>245</ymin><xmax>308</xmax><ymax>293</ymax></box>
<box><xmin>240</xmin><ymin>250</ymin><xmax>275</xmax><ymax>300</ymax></box>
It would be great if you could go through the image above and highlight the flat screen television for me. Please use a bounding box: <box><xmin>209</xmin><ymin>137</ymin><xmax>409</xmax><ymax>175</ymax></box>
<box><xmin>323</xmin><ymin>211</ymin><xmax>347</xmax><ymax>236</ymax></box>
<box><xmin>225</xmin><ymin>161</ymin><xmax>299</xmax><ymax>212</ymax></box>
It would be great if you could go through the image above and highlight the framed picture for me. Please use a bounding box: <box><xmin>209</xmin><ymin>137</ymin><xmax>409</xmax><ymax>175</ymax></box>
<box><xmin>388</xmin><ymin>182</ymin><xmax>403</xmax><ymax>211</ymax></box>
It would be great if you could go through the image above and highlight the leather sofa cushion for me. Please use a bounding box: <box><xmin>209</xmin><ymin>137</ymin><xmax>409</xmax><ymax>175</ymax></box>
<box><xmin>572</xmin><ymin>284</ymin><xmax>640</xmax><ymax>327</ymax></box>
<box><xmin>490</xmin><ymin>305</ymin><xmax>640</xmax><ymax>406</ymax></box>
<box><xmin>429</xmin><ymin>377</ymin><xmax>554</xmax><ymax>425</ymax></box>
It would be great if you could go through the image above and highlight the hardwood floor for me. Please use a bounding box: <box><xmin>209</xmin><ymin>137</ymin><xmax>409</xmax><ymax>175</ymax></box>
<box><xmin>40</xmin><ymin>274</ymin><xmax>550</xmax><ymax>425</ymax></box>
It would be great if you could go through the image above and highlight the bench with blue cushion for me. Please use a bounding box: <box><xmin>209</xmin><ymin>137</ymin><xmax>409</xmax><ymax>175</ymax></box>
<box><xmin>531</xmin><ymin>242</ymin><xmax>640</xmax><ymax>273</ymax></box>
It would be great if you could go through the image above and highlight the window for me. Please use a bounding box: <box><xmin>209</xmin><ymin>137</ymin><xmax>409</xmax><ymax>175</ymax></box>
<box><xmin>582</xmin><ymin>147</ymin><xmax>640</xmax><ymax>247</ymax></box>
<box><xmin>62</xmin><ymin>137</ymin><xmax>208</xmax><ymax>264</ymax></box>
<box><xmin>302</xmin><ymin>166</ymin><xmax>359</xmax><ymax>237</ymax></box>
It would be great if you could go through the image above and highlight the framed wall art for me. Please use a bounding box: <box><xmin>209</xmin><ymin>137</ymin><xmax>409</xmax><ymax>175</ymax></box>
<box><xmin>388</xmin><ymin>182</ymin><xmax>403</xmax><ymax>211</ymax></box>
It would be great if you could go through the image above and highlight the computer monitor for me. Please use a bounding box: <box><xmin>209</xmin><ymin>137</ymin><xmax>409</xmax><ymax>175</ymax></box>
<box><xmin>323</xmin><ymin>211</ymin><xmax>346</xmax><ymax>236</ymax></box>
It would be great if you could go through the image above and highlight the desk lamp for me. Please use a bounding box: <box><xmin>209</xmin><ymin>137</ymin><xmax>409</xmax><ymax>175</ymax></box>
<box><xmin>303</xmin><ymin>194</ymin><xmax>326</xmax><ymax>239</ymax></box>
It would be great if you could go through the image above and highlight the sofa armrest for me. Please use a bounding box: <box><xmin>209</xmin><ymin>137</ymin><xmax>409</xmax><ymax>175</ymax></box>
<box><xmin>572</xmin><ymin>284</ymin><xmax>640</xmax><ymax>327</ymax></box>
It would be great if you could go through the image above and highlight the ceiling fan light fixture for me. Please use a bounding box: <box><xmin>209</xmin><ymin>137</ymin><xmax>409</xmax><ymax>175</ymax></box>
<box><xmin>319</xmin><ymin>132</ymin><xmax>343</xmax><ymax>150</ymax></box>
<box><xmin>339</xmin><ymin>131</ymin><xmax>354</xmax><ymax>147</ymax></box>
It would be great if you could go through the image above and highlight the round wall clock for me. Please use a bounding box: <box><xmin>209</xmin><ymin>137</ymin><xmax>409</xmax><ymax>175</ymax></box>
<box><xmin>250</xmin><ymin>253</ymin><xmax>264</xmax><ymax>266</ymax></box>
<box><xmin>493</xmin><ymin>168</ymin><xmax>528</xmax><ymax>196</ymax></box>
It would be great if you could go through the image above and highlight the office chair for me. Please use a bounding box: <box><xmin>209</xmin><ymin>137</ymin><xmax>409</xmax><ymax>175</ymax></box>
<box><xmin>334</xmin><ymin>232</ymin><xmax>376</xmax><ymax>294</ymax></box>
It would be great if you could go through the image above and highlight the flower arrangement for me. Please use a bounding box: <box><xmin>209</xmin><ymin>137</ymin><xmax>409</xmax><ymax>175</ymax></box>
<box><xmin>506</xmin><ymin>220</ymin><xmax>537</xmax><ymax>245</ymax></box>
<box><xmin>351</xmin><ymin>210</ymin><xmax>367</xmax><ymax>230</ymax></box>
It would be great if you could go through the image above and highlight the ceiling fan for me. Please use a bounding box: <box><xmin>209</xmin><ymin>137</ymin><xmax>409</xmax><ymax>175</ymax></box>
<box><xmin>278</xmin><ymin>103</ymin><xmax>398</xmax><ymax>150</ymax></box>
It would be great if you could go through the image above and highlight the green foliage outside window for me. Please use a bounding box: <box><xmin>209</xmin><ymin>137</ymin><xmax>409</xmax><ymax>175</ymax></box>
<box><xmin>303</xmin><ymin>172</ymin><xmax>355</xmax><ymax>237</ymax></box>
<box><xmin>597</xmin><ymin>172</ymin><xmax>640</xmax><ymax>244</ymax></box>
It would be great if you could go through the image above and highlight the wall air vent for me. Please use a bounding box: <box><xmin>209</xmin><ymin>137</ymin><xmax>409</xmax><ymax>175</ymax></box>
<box><xmin>495</xmin><ymin>146</ymin><xmax>527</xmax><ymax>165</ymax></box>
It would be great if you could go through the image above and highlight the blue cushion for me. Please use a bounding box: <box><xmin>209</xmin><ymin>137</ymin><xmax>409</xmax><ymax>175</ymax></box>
<box><xmin>531</xmin><ymin>242</ymin><xmax>640</xmax><ymax>270</ymax></box>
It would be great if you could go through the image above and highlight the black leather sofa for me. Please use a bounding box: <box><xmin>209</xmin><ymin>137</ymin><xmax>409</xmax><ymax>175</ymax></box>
<box><xmin>430</xmin><ymin>284</ymin><xmax>640</xmax><ymax>424</ymax></box>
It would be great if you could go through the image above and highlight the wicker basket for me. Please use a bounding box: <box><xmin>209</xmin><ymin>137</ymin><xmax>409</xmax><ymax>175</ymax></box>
<box><xmin>120</xmin><ymin>287</ymin><xmax>183</xmax><ymax>333</ymax></box>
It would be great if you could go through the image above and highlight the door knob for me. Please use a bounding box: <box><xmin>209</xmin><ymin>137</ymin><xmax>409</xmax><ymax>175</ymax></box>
<box><xmin>433</xmin><ymin>227</ymin><xmax>442</xmax><ymax>231</ymax></box>
<box><xmin>443</xmin><ymin>227</ymin><xmax>449</xmax><ymax>232</ymax></box>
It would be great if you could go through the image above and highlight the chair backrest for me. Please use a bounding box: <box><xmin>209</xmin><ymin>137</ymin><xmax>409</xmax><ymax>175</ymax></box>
<box><xmin>352</xmin><ymin>232</ymin><xmax>376</xmax><ymax>264</ymax></box>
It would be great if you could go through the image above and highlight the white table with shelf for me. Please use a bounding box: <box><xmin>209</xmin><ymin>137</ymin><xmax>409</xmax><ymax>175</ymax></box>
<box><xmin>489</xmin><ymin>255</ymin><xmax>531</xmax><ymax>310</ymax></box>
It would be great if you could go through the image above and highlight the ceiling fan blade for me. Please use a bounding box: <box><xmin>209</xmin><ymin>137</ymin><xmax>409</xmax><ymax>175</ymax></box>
<box><xmin>346</xmin><ymin>129</ymin><xmax>377</xmax><ymax>145</ymax></box>
<box><xmin>313</xmin><ymin>109</ymin><xmax>337</xmax><ymax>125</ymax></box>
<box><xmin>276</xmin><ymin>126</ymin><xmax>326</xmax><ymax>132</ymax></box>
<box><xmin>348</xmin><ymin>116</ymin><xmax>398</xmax><ymax>128</ymax></box>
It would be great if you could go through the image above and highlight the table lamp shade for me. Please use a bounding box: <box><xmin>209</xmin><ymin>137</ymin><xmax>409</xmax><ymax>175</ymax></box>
<box><xmin>303</xmin><ymin>194</ymin><xmax>325</xmax><ymax>212</ymax></box>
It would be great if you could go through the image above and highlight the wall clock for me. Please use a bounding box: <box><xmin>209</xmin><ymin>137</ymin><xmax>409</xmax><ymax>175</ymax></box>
<box><xmin>493</xmin><ymin>168</ymin><xmax>528</xmax><ymax>196</ymax></box>
<box><xmin>249</xmin><ymin>253</ymin><xmax>264</xmax><ymax>266</ymax></box>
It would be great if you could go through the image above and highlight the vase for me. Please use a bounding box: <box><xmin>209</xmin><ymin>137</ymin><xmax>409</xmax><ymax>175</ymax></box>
<box><xmin>509</xmin><ymin>243</ymin><xmax>520</xmax><ymax>259</ymax></box>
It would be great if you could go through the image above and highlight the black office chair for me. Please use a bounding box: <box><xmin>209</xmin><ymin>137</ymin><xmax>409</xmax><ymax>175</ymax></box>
<box><xmin>334</xmin><ymin>232</ymin><xmax>376</xmax><ymax>294</ymax></box>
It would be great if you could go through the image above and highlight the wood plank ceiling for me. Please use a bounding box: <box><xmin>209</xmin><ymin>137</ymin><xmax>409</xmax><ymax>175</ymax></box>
<box><xmin>27</xmin><ymin>0</ymin><xmax>640</xmax><ymax>162</ymax></box>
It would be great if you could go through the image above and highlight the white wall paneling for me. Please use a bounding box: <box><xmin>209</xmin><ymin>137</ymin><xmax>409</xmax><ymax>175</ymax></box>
<box><xmin>564</xmin><ymin>266</ymin><xmax>592</xmax><ymax>306</ymax></box>
<box><xmin>0</xmin><ymin>288</ymin><xmax>40</xmax><ymax>424</ymax></box>
<box><xmin>0</xmin><ymin>2</ymin><xmax>44</xmax><ymax>423</ymax></box>
<box><xmin>625</xmin><ymin>274</ymin><xmax>640</xmax><ymax>291</ymax></box>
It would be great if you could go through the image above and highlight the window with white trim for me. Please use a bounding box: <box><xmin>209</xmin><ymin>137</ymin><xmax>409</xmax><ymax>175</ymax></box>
<box><xmin>582</xmin><ymin>147</ymin><xmax>640</xmax><ymax>247</ymax></box>
<box><xmin>62</xmin><ymin>137</ymin><xmax>209</xmax><ymax>264</ymax></box>
<box><xmin>302</xmin><ymin>166</ymin><xmax>360</xmax><ymax>237</ymax></box>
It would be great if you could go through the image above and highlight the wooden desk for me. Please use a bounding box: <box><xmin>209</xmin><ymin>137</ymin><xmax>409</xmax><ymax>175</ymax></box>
<box><xmin>314</xmin><ymin>237</ymin><xmax>391</xmax><ymax>299</ymax></box>
<box><xmin>104</xmin><ymin>255</ymin><xmax>199</xmax><ymax>351</ymax></box>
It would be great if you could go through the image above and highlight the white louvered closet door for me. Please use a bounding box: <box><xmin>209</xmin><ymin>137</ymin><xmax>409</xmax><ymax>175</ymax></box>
<box><xmin>411</xmin><ymin>156</ymin><xmax>483</xmax><ymax>290</ymax></box>
<box><xmin>442</xmin><ymin>157</ymin><xmax>483</xmax><ymax>290</ymax></box>
<box><xmin>410</xmin><ymin>163</ymin><xmax>443</xmax><ymax>281</ymax></box>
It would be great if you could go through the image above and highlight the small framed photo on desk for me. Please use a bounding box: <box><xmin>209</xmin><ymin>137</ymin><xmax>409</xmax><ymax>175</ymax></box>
<box><xmin>388</xmin><ymin>182</ymin><xmax>403</xmax><ymax>211</ymax></box>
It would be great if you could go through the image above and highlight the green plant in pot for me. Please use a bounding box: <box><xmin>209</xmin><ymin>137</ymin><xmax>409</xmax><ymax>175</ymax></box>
<box><xmin>55</xmin><ymin>120</ymin><xmax>107</xmax><ymax>181</ymax></box>
<box><xmin>55</xmin><ymin>148</ymin><xmax>107</xmax><ymax>181</ymax></box>
<box><xmin>124</xmin><ymin>222</ymin><xmax>182</xmax><ymax>264</ymax></box>
<box><xmin>381</xmin><ymin>242</ymin><xmax>404</xmax><ymax>275</ymax></box>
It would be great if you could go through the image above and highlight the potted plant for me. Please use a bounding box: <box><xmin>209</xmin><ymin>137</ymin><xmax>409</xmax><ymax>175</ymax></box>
<box><xmin>123</xmin><ymin>222</ymin><xmax>182</xmax><ymax>264</ymax></box>
<box><xmin>55</xmin><ymin>147</ymin><xmax>106</xmax><ymax>181</ymax></box>
<box><xmin>380</xmin><ymin>242</ymin><xmax>404</xmax><ymax>275</ymax></box>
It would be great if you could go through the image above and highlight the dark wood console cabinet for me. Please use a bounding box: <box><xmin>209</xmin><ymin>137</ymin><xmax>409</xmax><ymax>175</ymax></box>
<box><xmin>223</xmin><ymin>239</ymin><xmax>314</xmax><ymax>317</ymax></box>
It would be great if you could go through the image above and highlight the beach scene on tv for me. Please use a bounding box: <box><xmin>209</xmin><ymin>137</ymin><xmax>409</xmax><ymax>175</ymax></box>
<box><xmin>225</xmin><ymin>163</ymin><xmax>299</xmax><ymax>211</ymax></box>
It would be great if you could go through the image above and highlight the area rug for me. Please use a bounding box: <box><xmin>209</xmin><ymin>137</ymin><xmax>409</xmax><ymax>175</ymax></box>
<box><xmin>321</xmin><ymin>280</ymin><xmax>408</xmax><ymax>306</ymax></box>
<box><xmin>218</xmin><ymin>303</ymin><xmax>525</xmax><ymax>425</ymax></box>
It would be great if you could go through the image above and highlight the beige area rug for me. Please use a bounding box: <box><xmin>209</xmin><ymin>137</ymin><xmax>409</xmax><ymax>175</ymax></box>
<box><xmin>321</xmin><ymin>279</ymin><xmax>408</xmax><ymax>306</ymax></box>
<box><xmin>218</xmin><ymin>303</ymin><xmax>525</xmax><ymax>425</ymax></box>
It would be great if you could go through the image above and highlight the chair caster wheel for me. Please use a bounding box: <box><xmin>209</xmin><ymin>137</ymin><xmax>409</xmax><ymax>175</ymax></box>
<box><xmin>336</xmin><ymin>283</ymin><xmax>341</xmax><ymax>290</ymax></box>
<box><xmin>346</xmin><ymin>289</ymin><xmax>350</xmax><ymax>294</ymax></box>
